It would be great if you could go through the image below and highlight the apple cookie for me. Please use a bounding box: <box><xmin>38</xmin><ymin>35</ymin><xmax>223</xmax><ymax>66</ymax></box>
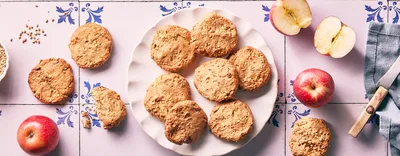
<box><xmin>194</xmin><ymin>58</ymin><xmax>238</xmax><ymax>102</ymax></box>
<box><xmin>165</xmin><ymin>100</ymin><xmax>208</xmax><ymax>145</ymax></box>
<box><xmin>144</xmin><ymin>73</ymin><xmax>191</xmax><ymax>122</ymax></box>
<box><xmin>191</xmin><ymin>12</ymin><xmax>238</xmax><ymax>57</ymax></box>
<box><xmin>209</xmin><ymin>99</ymin><xmax>254</xmax><ymax>142</ymax></box>
<box><xmin>91</xmin><ymin>86</ymin><xmax>127</xmax><ymax>129</ymax></box>
<box><xmin>228</xmin><ymin>46</ymin><xmax>271</xmax><ymax>91</ymax></box>
<box><xmin>69</xmin><ymin>22</ymin><xmax>113</xmax><ymax>69</ymax></box>
<box><xmin>28</xmin><ymin>58</ymin><xmax>74</xmax><ymax>104</ymax></box>
<box><xmin>151</xmin><ymin>25</ymin><xmax>195</xmax><ymax>72</ymax></box>
<box><xmin>289</xmin><ymin>117</ymin><xmax>331</xmax><ymax>156</ymax></box>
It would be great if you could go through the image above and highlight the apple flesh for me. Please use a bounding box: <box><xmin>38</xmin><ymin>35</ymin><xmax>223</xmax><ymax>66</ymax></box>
<box><xmin>314</xmin><ymin>16</ymin><xmax>356</xmax><ymax>58</ymax></box>
<box><xmin>293</xmin><ymin>68</ymin><xmax>335</xmax><ymax>108</ymax></box>
<box><xmin>270</xmin><ymin>0</ymin><xmax>312</xmax><ymax>36</ymax></box>
<box><xmin>17</xmin><ymin>115</ymin><xmax>59</xmax><ymax>156</ymax></box>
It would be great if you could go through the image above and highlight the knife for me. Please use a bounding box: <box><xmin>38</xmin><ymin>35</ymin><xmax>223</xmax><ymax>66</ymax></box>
<box><xmin>349</xmin><ymin>56</ymin><xmax>400</xmax><ymax>137</ymax></box>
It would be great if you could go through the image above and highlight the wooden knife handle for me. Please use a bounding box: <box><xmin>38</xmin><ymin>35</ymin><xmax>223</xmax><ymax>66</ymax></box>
<box><xmin>348</xmin><ymin>86</ymin><xmax>388</xmax><ymax>137</ymax></box>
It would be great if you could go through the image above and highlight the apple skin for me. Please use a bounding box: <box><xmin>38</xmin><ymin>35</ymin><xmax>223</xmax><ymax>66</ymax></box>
<box><xmin>293</xmin><ymin>68</ymin><xmax>335</xmax><ymax>108</ymax></box>
<box><xmin>17</xmin><ymin>115</ymin><xmax>59</xmax><ymax>156</ymax></box>
<box><xmin>269</xmin><ymin>3</ymin><xmax>288</xmax><ymax>36</ymax></box>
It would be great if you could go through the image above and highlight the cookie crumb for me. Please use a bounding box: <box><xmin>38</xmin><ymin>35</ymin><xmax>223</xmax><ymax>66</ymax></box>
<box><xmin>81</xmin><ymin>112</ymin><xmax>91</xmax><ymax>129</ymax></box>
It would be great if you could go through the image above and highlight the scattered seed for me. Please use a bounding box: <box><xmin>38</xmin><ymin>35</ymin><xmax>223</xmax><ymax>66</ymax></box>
<box><xmin>10</xmin><ymin>38</ymin><xmax>13</xmax><ymax>42</ymax></box>
<box><xmin>25</xmin><ymin>24</ymin><xmax>28</xmax><ymax>28</ymax></box>
<box><xmin>36</xmin><ymin>24</ymin><xmax>39</xmax><ymax>28</ymax></box>
<box><xmin>22</xmin><ymin>39</ymin><xmax>27</xmax><ymax>43</ymax></box>
<box><xmin>18</xmin><ymin>36</ymin><xmax>21</xmax><ymax>39</ymax></box>
<box><xmin>45</xmin><ymin>20</ymin><xmax>49</xmax><ymax>23</ymax></box>
<box><xmin>44</xmin><ymin>34</ymin><xmax>47</xmax><ymax>36</ymax></box>
<box><xmin>35</xmin><ymin>5</ymin><xmax>38</xmax><ymax>8</ymax></box>
<box><xmin>52</xmin><ymin>19</ymin><xmax>55</xmax><ymax>22</ymax></box>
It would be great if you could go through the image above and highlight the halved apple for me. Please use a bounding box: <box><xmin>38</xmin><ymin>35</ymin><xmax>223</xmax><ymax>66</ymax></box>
<box><xmin>270</xmin><ymin>0</ymin><xmax>312</xmax><ymax>36</ymax></box>
<box><xmin>314</xmin><ymin>16</ymin><xmax>356</xmax><ymax>58</ymax></box>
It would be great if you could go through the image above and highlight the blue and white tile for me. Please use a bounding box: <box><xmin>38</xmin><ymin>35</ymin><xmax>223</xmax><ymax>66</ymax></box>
<box><xmin>388</xmin><ymin>1</ymin><xmax>400</xmax><ymax>25</ymax></box>
<box><xmin>186</xmin><ymin>1</ymin><xmax>285</xmax><ymax>103</ymax></box>
<box><xmin>285</xmin><ymin>104</ymin><xmax>387</xmax><ymax>156</ymax></box>
<box><xmin>0</xmin><ymin>2</ymin><xmax>80</xmax><ymax>104</ymax></box>
<box><xmin>79</xmin><ymin>104</ymin><xmax>178</xmax><ymax>156</ymax></box>
<box><xmin>286</xmin><ymin>0</ymin><xmax>388</xmax><ymax>104</ymax></box>
<box><xmin>78</xmin><ymin>1</ymin><xmax>183</xmax><ymax>104</ymax></box>
<box><xmin>0</xmin><ymin>105</ymin><xmax>79</xmax><ymax>155</ymax></box>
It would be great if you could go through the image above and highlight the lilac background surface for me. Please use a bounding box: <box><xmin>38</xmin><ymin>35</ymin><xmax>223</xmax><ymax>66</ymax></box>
<box><xmin>0</xmin><ymin>0</ymin><xmax>392</xmax><ymax>155</ymax></box>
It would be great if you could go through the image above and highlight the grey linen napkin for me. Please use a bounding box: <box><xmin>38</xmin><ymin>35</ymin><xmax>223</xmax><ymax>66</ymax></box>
<box><xmin>365</xmin><ymin>22</ymin><xmax>400</xmax><ymax>155</ymax></box>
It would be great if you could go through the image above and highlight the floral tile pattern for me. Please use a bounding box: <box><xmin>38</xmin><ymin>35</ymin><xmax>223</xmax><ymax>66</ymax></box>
<box><xmin>0</xmin><ymin>1</ymin><xmax>390</xmax><ymax>156</ymax></box>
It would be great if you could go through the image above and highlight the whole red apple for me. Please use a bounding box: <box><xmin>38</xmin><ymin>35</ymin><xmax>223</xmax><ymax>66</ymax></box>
<box><xmin>17</xmin><ymin>115</ymin><xmax>59</xmax><ymax>156</ymax></box>
<box><xmin>293</xmin><ymin>68</ymin><xmax>335</xmax><ymax>108</ymax></box>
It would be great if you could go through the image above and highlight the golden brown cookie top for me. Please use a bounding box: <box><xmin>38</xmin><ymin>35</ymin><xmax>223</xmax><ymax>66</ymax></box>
<box><xmin>28</xmin><ymin>58</ymin><xmax>74</xmax><ymax>104</ymax></box>
<box><xmin>144</xmin><ymin>73</ymin><xmax>191</xmax><ymax>122</ymax></box>
<box><xmin>165</xmin><ymin>100</ymin><xmax>208</xmax><ymax>145</ymax></box>
<box><xmin>228</xmin><ymin>46</ymin><xmax>271</xmax><ymax>91</ymax></box>
<box><xmin>69</xmin><ymin>22</ymin><xmax>112</xmax><ymax>69</ymax></box>
<box><xmin>191</xmin><ymin>12</ymin><xmax>238</xmax><ymax>57</ymax></box>
<box><xmin>91</xmin><ymin>86</ymin><xmax>127</xmax><ymax>129</ymax></box>
<box><xmin>151</xmin><ymin>25</ymin><xmax>195</xmax><ymax>72</ymax></box>
<box><xmin>194</xmin><ymin>58</ymin><xmax>238</xmax><ymax>102</ymax></box>
<box><xmin>289</xmin><ymin>117</ymin><xmax>331</xmax><ymax>156</ymax></box>
<box><xmin>209</xmin><ymin>99</ymin><xmax>254</xmax><ymax>142</ymax></box>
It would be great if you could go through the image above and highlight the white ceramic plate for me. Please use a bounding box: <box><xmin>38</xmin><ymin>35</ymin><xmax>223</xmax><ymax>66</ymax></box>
<box><xmin>128</xmin><ymin>7</ymin><xmax>278</xmax><ymax>156</ymax></box>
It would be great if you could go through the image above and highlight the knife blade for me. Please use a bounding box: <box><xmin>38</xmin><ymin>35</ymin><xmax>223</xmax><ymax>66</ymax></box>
<box><xmin>349</xmin><ymin>56</ymin><xmax>400</xmax><ymax>137</ymax></box>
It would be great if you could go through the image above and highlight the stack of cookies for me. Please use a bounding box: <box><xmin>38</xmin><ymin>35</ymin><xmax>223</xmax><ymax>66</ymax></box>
<box><xmin>27</xmin><ymin>22</ymin><xmax>126</xmax><ymax>130</ymax></box>
<box><xmin>145</xmin><ymin>12</ymin><xmax>272</xmax><ymax>145</ymax></box>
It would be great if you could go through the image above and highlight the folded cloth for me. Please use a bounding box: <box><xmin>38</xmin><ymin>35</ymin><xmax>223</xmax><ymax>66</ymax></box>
<box><xmin>365</xmin><ymin>22</ymin><xmax>400</xmax><ymax>155</ymax></box>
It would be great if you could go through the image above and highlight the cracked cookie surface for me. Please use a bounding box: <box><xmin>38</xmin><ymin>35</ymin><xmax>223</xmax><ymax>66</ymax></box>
<box><xmin>191</xmin><ymin>12</ymin><xmax>238</xmax><ymax>57</ymax></box>
<box><xmin>144</xmin><ymin>73</ymin><xmax>191</xmax><ymax>122</ymax></box>
<box><xmin>209</xmin><ymin>99</ymin><xmax>254</xmax><ymax>142</ymax></box>
<box><xmin>165</xmin><ymin>100</ymin><xmax>207</xmax><ymax>145</ymax></box>
<box><xmin>289</xmin><ymin>117</ymin><xmax>331</xmax><ymax>156</ymax></box>
<box><xmin>151</xmin><ymin>25</ymin><xmax>195</xmax><ymax>72</ymax></box>
<box><xmin>69</xmin><ymin>22</ymin><xmax>113</xmax><ymax>69</ymax></box>
<box><xmin>194</xmin><ymin>58</ymin><xmax>238</xmax><ymax>102</ymax></box>
<box><xmin>28</xmin><ymin>58</ymin><xmax>74</xmax><ymax>104</ymax></box>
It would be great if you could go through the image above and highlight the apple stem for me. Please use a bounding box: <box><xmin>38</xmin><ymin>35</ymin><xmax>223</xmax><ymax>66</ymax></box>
<box><xmin>28</xmin><ymin>131</ymin><xmax>34</xmax><ymax>138</ymax></box>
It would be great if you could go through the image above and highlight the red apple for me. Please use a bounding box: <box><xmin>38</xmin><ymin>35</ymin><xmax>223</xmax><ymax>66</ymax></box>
<box><xmin>293</xmin><ymin>68</ymin><xmax>335</xmax><ymax>108</ymax></box>
<box><xmin>17</xmin><ymin>115</ymin><xmax>59</xmax><ymax>156</ymax></box>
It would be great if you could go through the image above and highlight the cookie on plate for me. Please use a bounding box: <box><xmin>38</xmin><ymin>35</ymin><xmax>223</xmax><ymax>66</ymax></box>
<box><xmin>69</xmin><ymin>22</ymin><xmax>113</xmax><ymax>69</ymax></box>
<box><xmin>228</xmin><ymin>46</ymin><xmax>271</xmax><ymax>91</ymax></box>
<box><xmin>165</xmin><ymin>100</ymin><xmax>208</xmax><ymax>145</ymax></box>
<box><xmin>28</xmin><ymin>58</ymin><xmax>74</xmax><ymax>104</ymax></box>
<box><xmin>289</xmin><ymin>117</ymin><xmax>331</xmax><ymax>156</ymax></box>
<box><xmin>91</xmin><ymin>86</ymin><xmax>127</xmax><ymax>129</ymax></box>
<box><xmin>191</xmin><ymin>12</ymin><xmax>238</xmax><ymax>57</ymax></box>
<box><xmin>144</xmin><ymin>73</ymin><xmax>191</xmax><ymax>122</ymax></box>
<box><xmin>151</xmin><ymin>25</ymin><xmax>195</xmax><ymax>72</ymax></box>
<box><xmin>194</xmin><ymin>58</ymin><xmax>238</xmax><ymax>102</ymax></box>
<box><xmin>209</xmin><ymin>99</ymin><xmax>254</xmax><ymax>142</ymax></box>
